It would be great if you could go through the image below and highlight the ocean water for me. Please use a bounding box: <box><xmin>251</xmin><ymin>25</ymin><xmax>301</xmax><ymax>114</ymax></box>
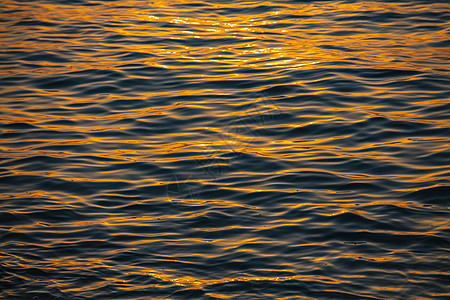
<box><xmin>0</xmin><ymin>0</ymin><xmax>449</xmax><ymax>299</ymax></box>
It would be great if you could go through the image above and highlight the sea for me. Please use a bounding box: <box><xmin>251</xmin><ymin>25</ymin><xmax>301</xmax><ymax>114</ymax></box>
<box><xmin>0</xmin><ymin>0</ymin><xmax>449</xmax><ymax>299</ymax></box>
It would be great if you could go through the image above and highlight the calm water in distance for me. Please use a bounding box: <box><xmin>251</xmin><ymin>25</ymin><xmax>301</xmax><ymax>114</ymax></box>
<box><xmin>0</xmin><ymin>0</ymin><xmax>449</xmax><ymax>299</ymax></box>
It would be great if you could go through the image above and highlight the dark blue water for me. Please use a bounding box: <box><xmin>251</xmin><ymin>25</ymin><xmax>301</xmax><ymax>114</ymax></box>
<box><xmin>1</xmin><ymin>0</ymin><xmax>449</xmax><ymax>299</ymax></box>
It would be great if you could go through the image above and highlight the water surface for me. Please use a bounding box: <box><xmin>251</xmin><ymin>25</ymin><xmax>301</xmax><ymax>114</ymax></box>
<box><xmin>0</xmin><ymin>0</ymin><xmax>449</xmax><ymax>299</ymax></box>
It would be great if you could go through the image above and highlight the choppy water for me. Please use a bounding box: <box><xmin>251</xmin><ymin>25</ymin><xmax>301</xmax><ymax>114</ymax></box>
<box><xmin>1</xmin><ymin>0</ymin><xmax>449</xmax><ymax>299</ymax></box>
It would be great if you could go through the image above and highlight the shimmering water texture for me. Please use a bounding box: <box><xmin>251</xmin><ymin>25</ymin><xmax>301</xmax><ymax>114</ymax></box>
<box><xmin>1</xmin><ymin>0</ymin><xmax>449</xmax><ymax>299</ymax></box>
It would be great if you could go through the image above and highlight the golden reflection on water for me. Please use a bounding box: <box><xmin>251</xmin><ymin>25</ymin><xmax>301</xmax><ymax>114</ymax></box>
<box><xmin>3</xmin><ymin>0</ymin><xmax>447</xmax><ymax>72</ymax></box>
<box><xmin>1</xmin><ymin>0</ymin><xmax>450</xmax><ymax>298</ymax></box>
